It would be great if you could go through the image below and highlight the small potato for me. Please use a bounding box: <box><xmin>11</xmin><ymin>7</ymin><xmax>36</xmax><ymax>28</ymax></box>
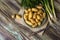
<box><xmin>37</xmin><ymin>16</ymin><xmax>43</xmax><ymax>21</ymax></box>
<box><xmin>24</xmin><ymin>13</ymin><xmax>28</xmax><ymax>20</ymax></box>
<box><xmin>37</xmin><ymin>15</ymin><xmax>40</xmax><ymax>20</ymax></box>
<box><xmin>30</xmin><ymin>19</ymin><xmax>36</xmax><ymax>24</ymax></box>
<box><xmin>40</xmin><ymin>18</ymin><xmax>43</xmax><ymax>21</ymax></box>
<box><xmin>36</xmin><ymin>5</ymin><xmax>42</xmax><ymax>9</ymax></box>
<box><xmin>33</xmin><ymin>13</ymin><xmax>37</xmax><ymax>19</ymax></box>
<box><xmin>37</xmin><ymin>10</ymin><xmax>43</xmax><ymax>14</ymax></box>
<box><xmin>35</xmin><ymin>19</ymin><xmax>39</xmax><ymax>23</ymax></box>
<box><xmin>32</xmin><ymin>8</ymin><xmax>38</xmax><ymax>12</ymax></box>
<box><xmin>43</xmin><ymin>13</ymin><xmax>46</xmax><ymax>18</ymax></box>
<box><xmin>28</xmin><ymin>8</ymin><xmax>31</xmax><ymax>12</ymax></box>
<box><xmin>40</xmin><ymin>14</ymin><xmax>43</xmax><ymax>18</ymax></box>
<box><xmin>16</xmin><ymin>15</ymin><xmax>22</xmax><ymax>19</ymax></box>
<box><xmin>11</xmin><ymin>15</ymin><xmax>15</xmax><ymax>18</ymax></box>
<box><xmin>32</xmin><ymin>23</ymin><xmax>37</xmax><ymax>28</ymax></box>
<box><xmin>38</xmin><ymin>22</ymin><xmax>41</xmax><ymax>25</ymax></box>
<box><xmin>28</xmin><ymin>12</ymin><xmax>33</xmax><ymax>19</ymax></box>
<box><xmin>25</xmin><ymin>13</ymin><xmax>28</xmax><ymax>16</ymax></box>
<box><xmin>24</xmin><ymin>15</ymin><xmax>27</xmax><ymax>20</ymax></box>
<box><xmin>24</xmin><ymin>9</ymin><xmax>28</xmax><ymax>13</ymax></box>
<box><xmin>26</xmin><ymin>20</ymin><xmax>32</xmax><ymax>26</ymax></box>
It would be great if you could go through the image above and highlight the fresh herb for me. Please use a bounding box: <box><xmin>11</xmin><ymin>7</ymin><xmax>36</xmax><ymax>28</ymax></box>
<box><xmin>21</xmin><ymin>0</ymin><xmax>41</xmax><ymax>8</ymax></box>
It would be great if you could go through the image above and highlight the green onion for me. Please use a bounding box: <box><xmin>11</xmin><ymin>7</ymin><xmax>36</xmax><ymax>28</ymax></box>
<box><xmin>51</xmin><ymin>0</ymin><xmax>57</xmax><ymax>19</ymax></box>
<box><xmin>40</xmin><ymin>0</ymin><xmax>60</xmax><ymax>31</ymax></box>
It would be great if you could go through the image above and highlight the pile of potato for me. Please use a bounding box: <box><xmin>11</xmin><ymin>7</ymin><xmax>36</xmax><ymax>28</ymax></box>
<box><xmin>24</xmin><ymin>5</ymin><xmax>46</xmax><ymax>28</ymax></box>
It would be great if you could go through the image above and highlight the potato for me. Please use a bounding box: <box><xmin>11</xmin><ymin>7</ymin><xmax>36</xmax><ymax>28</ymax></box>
<box><xmin>24</xmin><ymin>13</ymin><xmax>28</xmax><ymax>20</ymax></box>
<box><xmin>37</xmin><ymin>15</ymin><xmax>40</xmax><ymax>20</ymax></box>
<box><xmin>30</xmin><ymin>19</ymin><xmax>36</xmax><ymax>24</ymax></box>
<box><xmin>11</xmin><ymin>15</ymin><xmax>15</xmax><ymax>18</ymax></box>
<box><xmin>35</xmin><ymin>19</ymin><xmax>39</xmax><ymax>23</ymax></box>
<box><xmin>28</xmin><ymin>12</ymin><xmax>33</xmax><ymax>19</ymax></box>
<box><xmin>24</xmin><ymin>9</ymin><xmax>28</xmax><ymax>13</ymax></box>
<box><xmin>26</xmin><ymin>20</ymin><xmax>32</xmax><ymax>26</ymax></box>
<box><xmin>28</xmin><ymin>8</ymin><xmax>31</xmax><ymax>12</ymax></box>
<box><xmin>37</xmin><ymin>10</ymin><xmax>43</xmax><ymax>14</ymax></box>
<box><xmin>38</xmin><ymin>22</ymin><xmax>41</xmax><ymax>25</ymax></box>
<box><xmin>16</xmin><ymin>15</ymin><xmax>21</xmax><ymax>19</ymax></box>
<box><xmin>36</xmin><ymin>5</ymin><xmax>42</xmax><ymax>9</ymax></box>
<box><xmin>40</xmin><ymin>18</ymin><xmax>43</xmax><ymax>21</ymax></box>
<box><xmin>33</xmin><ymin>13</ymin><xmax>37</xmax><ymax>19</ymax></box>
<box><xmin>40</xmin><ymin>14</ymin><xmax>43</xmax><ymax>18</ymax></box>
<box><xmin>43</xmin><ymin>13</ymin><xmax>46</xmax><ymax>18</ymax></box>
<box><xmin>32</xmin><ymin>8</ymin><xmax>38</xmax><ymax>12</ymax></box>
<box><xmin>32</xmin><ymin>23</ymin><xmax>37</xmax><ymax>28</ymax></box>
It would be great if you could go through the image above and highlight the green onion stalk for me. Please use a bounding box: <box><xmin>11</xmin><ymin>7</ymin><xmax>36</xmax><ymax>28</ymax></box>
<box><xmin>41</xmin><ymin>0</ymin><xmax>60</xmax><ymax>32</ymax></box>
